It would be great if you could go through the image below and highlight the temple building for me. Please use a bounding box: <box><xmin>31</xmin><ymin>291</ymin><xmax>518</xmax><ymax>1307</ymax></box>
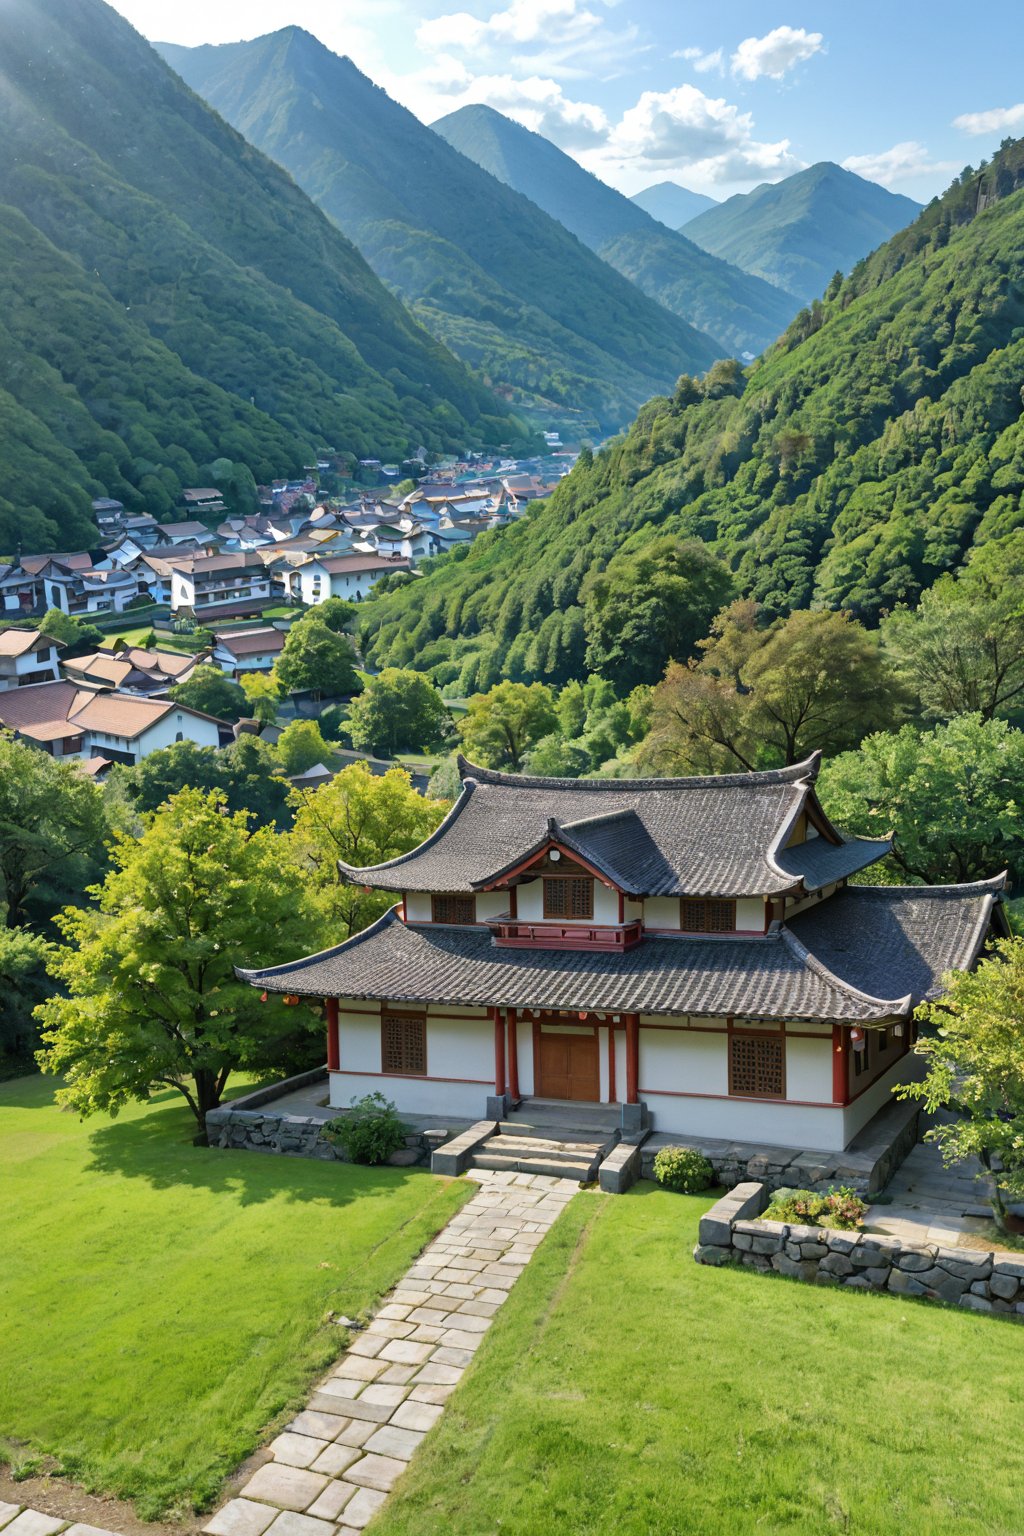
<box><xmin>239</xmin><ymin>754</ymin><xmax>1007</xmax><ymax>1152</ymax></box>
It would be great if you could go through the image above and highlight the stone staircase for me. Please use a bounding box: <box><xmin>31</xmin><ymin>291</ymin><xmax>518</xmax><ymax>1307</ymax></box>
<box><xmin>467</xmin><ymin>1101</ymin><xmax>622</xmax><ymax>1182</ymax></box>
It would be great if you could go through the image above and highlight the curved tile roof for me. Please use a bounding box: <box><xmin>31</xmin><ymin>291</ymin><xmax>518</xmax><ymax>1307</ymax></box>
<box><xmin>337</xmin><ymin>753</ymin><xmax>860</xmax><ymax>898</ymax></box>
<box><xmin>237</xmin><ymin>905</ymin><xmax>911</xmax><ymax>1023</ymax></box>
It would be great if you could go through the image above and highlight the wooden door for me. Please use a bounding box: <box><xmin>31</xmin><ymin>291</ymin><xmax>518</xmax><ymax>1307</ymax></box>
<box><xmin>535</xmin><ymin>1026</ymin><xmax>599</xmax><ymax>1102</ymax></box>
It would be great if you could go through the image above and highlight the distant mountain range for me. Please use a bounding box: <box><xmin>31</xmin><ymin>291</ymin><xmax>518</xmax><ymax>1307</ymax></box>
<box><xmin>358</xmin><ymin>137</ymin><xmax>1024</xmax><ymax>688</ymax></box>
<box><xmin>683</xmin><ymin>163</ymin><xmax>922</xmax><ymax>306</ymax></box>
<box><xmin>631</xmin><ymin>182</ymin><xmax>718</xmax><ymax>228</ymax></box>
<box><xmin>433</xmin><ymin>103</ymin><xmax>797</xmax><ymax>359</ymax></box>
<box><xmin>159</xmin><ymin>29</ymin><xmax>721</xmax><ymax>438</ymax></box>
<box><xmin>0</xmin><ymin>0</ymin><xmax>522</xmax><ymax>552</ymax></box>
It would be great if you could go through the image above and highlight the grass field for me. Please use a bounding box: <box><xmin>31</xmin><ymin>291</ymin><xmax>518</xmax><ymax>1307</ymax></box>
<box><xmin>373</xmin><ymin>1184</ymin><xmax>1024</xmax><ymax>1536</ymax></box>
<box><xmin>0</xmin><ymin>1076</ymin><xmax>470</xmax><ymax>1519</ymax></box>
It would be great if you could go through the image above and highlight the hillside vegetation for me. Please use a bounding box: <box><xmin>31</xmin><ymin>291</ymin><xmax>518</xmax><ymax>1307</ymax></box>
<box><xmin>361</xmin><ymin>142</ymin><xmax>1024</xmax><ymax>692</ymax></box>
<box><xmin>433</xmin><ymin>104</ymin><xmax>797</xmax><ymax>359</ymax></box>
<box><xmin>0</xmin><ymin>0</ymin><xmax>519</xmax><ymax>551</ymax></box>
<box><xmin>160</xmin><ymin>29</ymin><xmax>720</xmax><ymax>438</ymax></box>
<box><xmin>684</xmin><ymin>162</ymin><xmax>920</xmax><ymax>305</ymax></box>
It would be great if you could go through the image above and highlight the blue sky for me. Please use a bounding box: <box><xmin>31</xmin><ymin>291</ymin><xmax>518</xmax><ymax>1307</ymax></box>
<box><xmin>112</xmin><ymin>0</ymin><xmax>1024</xmax><ymax>200</ymax></box>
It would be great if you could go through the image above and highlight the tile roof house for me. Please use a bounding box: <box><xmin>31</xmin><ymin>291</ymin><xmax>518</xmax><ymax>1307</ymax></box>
<box><xmin>239</xmin><ymin>753</ymin><xmax>1008</xmax><ymax>1154</ymax></box>
<box><xmin>283</xmin><ymin>553</ymin><xmax>411</xmax><ymax>607</ymax></box>
<box><xmin>0</xmin><ymin>679</ymin><xmax>223</xmax><ymax>764</ymax></box>
<box><xmin>61</xmin><ymin>645</ymin><xmax>204</xmax><ymax>694</ymax></box>
<box><xmin>212</xmin><ymin>626</ymin><xmax>287</xmax><ymax>675</ymax></box>
<box><xmin>170</xmin><ymin>552</ymin><xmax>272</xmax><ymax>620</ymax></box>
<box><xmin>0</xmin><ymin>627</ymin><xmax>63</xmax><ymax>689</ymax></box>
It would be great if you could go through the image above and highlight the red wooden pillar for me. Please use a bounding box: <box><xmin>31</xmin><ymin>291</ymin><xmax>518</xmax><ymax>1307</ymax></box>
<box><xmin>625</xmin><ymin>1012</ymin><xmax>639</xmax><ymax>1104</ymax></box>
<box><xmin>325</xmin><ymin>997</ymin><xmax>340</xmax><ymax>1072</ymax></box>
<box><xmin>506</xmin><ymin>1007</ymin><xmax>520</xmax><ymax>1101</ymax></box>
<box><xmin>493</xmin><ymin>1007</ymin><xmax>507</xmax><ymax>1097</ymax></box>
<box><xmin>831</xmin><ymin>1024</ymin><xmax>849</xmax><ymax>1105</ymax></box>
<box><xmin>607</xmin><ymin>1020</ymin><xmax>617</xmax><ymax>1104</ymax></box>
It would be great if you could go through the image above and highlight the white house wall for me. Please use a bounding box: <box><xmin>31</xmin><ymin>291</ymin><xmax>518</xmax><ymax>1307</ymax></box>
<box><xmin>134</xmin><ymin>710</ymin><xmax>221</xmax><ymax>756</ymax></box>
<box><xmin>842</xmin><ymin>1053</ymin><xmax>920</xmax><ymax>1143</ymax></box>
<box><xmin>329</xmin><ymin>1002</ymin><xmax>492</xmax><ymax>1120</ymax></box>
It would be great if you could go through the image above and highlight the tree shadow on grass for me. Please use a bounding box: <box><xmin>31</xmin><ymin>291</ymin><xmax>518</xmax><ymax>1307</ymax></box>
<box><xmin>83</xmin><ymin>1091</ymin><xmax>438</xmax><ymax>1209</ymax></box>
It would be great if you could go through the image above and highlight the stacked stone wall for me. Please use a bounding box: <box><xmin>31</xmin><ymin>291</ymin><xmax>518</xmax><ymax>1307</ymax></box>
<box><xmin>695</xmin><ymin>1182</ymin><xmax>1024</xmax><ymax>1319</ymax></box>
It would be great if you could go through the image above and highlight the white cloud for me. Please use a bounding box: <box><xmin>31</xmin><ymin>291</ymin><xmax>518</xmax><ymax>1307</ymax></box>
<box><xmin>417</xmin><ymin>0</ymin><xmax>598</xmax><ymax>55</ymax></box>
<box><xmin>600</xmin><ymin>82</ymin><xmax>801</xmax><ymax>184</ymax></box>
<box><xmin>730</xmin><ymin>25</ymin><xmax>823</xmax><ymax>82</ymax></box>
<box><xmin>953</xmin><ymin>102</ymin><xmax>1024</xmax><ymax>136</ymax></box>
<box><xmin>672</xmin><ymin>44</ymin><xmax>724</xmax><ymax>75</ymax></box>
<box><xmin>842</xmin><ymin>140</ymin><xmax>959</xmax><ymax>187</ymax></box>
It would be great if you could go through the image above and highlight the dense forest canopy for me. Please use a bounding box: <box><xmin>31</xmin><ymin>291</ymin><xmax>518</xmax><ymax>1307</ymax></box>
<box><xmin>160</xmin><ymin>29</ymin><xmax>721</xmax><ymax>439</ymax></box>
<box><xmin>361</xmin><ymin>139</ymin><xmax>1024</xmax><ymax>693</ymax></box>
<box><xmin>0</xmin><ymin>0</ymin><xmax>525</xmax><ymax>552</ymax></box>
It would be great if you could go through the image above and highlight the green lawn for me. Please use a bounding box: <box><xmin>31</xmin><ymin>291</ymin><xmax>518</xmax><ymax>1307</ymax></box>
<box><xmin>0</xmin><ymin>1076</ymin><xmax>470</xmax><ymax>1519</ymax></box>
<box><xmin>373</xmin><ymin>1185</ymin><xmax>1024</xmax><ymax>1536</ymax></box>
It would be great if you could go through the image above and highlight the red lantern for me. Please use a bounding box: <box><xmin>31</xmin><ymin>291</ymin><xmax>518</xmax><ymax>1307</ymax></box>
<box><xmin>260</xmin><ymin>991</ymin><xmax>268</xmax><ymax>1003</ymax></box>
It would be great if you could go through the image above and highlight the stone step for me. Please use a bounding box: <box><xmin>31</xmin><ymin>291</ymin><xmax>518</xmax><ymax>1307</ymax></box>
<box><xmin>499</xmin><ymin>1118</ymin><xmax>618</xmax><ymax>1154</ymax></box>
<box><xmin>489</xmin><ymin>1133</ymin><xmax>604</xmax><ymax>1159</ymax></box>
<box><xmin>470</xmin><ymin>1151</ymin><xmax>595</xmax><ymax>1181</ymax></box>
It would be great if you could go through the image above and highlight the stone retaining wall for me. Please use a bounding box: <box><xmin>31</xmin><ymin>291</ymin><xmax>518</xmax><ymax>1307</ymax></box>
<box><xmin>694</xmin><ymin>1182</ymin><xmax>1024</xmax><ymax>1319</ymax></box>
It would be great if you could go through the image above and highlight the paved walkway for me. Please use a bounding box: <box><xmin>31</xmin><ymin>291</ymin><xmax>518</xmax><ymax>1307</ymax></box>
<box><xmin>0</xmin><ymin>1508</ymin><xmax>117</xmax><ymax>1536</ymax></box>
<box><xmin>868</xmin><ymin>1133</ymin><xmax>994</xmax><ymax>1247</ymax></box>
<box><xmin>204</xmin><ymin>1169</ymin><xmax>579</xmax><ymax>1534</ymax></box>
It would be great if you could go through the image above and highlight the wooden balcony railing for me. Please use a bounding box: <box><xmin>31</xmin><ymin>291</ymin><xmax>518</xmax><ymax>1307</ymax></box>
<box><xmin>489</xmin><ymin>917</ymin><xmax>644</xmax><ymax>952</ymax></box>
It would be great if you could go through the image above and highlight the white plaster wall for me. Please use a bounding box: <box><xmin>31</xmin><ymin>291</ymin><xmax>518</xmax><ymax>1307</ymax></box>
<box><xmin>136</xmin><ymin>710</ymin><xmax>221</xmax><ymax>755</ymax></box>
<box><xmin>476</xmin><ymin>891</ymin><xmax>508</xmax><ymax>920</ymax></box>
<box><xmin>624</xmin><ymin>898</ymin><xmax>642</xmax><ymax>922</ymax></box>
<box><xmin>785</xmin><ymin>1035</ymin><xmax>834</xmax><ymax>1102</ymax></box>
<box><xmin>516</xmin><ymin>1018</ymin><xmax>535</xmax><ymax>1096</ymax></box>
<box><xmin>404</xmin><ymin>892</ymin><xmax>432</xmax><ymax>922</ymax></box>
<box><xmin>786</xmin><ymin>883</ymin><xmax>839</xmax><ymax>918</ymax></box>
<box><xmin>643</xmin><ymin>896</ymin><xmax>678</xmax><ymax>929</ymax></box>
<box><xmin>639</xmin><ymin>1026</ymin><xmax>727</xmax><ymax>1096</ymax></box>
<box><xmin>330</xmin><ymin>1073</ymin><xmax>485</xmax><ymax>1119</ymax></box>
<box><xmin>736</xmin><ymin>898</ymin><xmax>764</xmax><ymax>933</ymax></box>
<box><xmin>646</xmin><ymin>1093</ymin><xmax>846</xmax><ymax>1150</ymax></box>
<box><xmin>424</xmin><ymin>1012</ymin><xmax>493</xmax><ymax>1083</ymax></box>
<box><xmin>842</xmin><ymin>1053</ymin><xmax>922</xmax><ymax>1142</ymax></box>
<box><xmin>598</xmin><ymin>1025</ymin><xmax>610</xmax><ymax>1101</ymax></box>
<box><xmin>518</xmin><ymin>880</ymin><xmax>542</xmax><ymax>920</ymax></box>
<box><xmin>593</xmin><ymin>883</ymin><xmax>618</xmax><ymax>923</ymax></box>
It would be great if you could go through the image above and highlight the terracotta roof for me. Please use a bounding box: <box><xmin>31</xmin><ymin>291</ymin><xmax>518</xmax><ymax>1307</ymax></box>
<box><xmin>235</xmin><ymin>905</ymin><xmax>913</xmax><ymax>1023</ymax></box>
<box><xmin>62</xmin><ymin>653</ymin><xmax>133</xmax><ymax>687</ymax></box>
<box><xmin>0</xmin><ymin>680</ymin><xmax>219</xmax><ymax>741</ymax></box>
<box><xmin>214</xmin><ymin>627</ymin><xmax>286</xmax><ymax>658</ymax></box>
<box><xmin>337</xmin><ymin>754</ymin><xmax>884</xmax><ymax>899</ymax></box>
<box><xmin>0</xmin><ymin>681</ymin><xmax>82</xmax><ymax>741</ymax></box>
<box><xmin>0</xmin><ymin>627</ymin><xmax>59</xmax><ymax>658</ymax></box>
<box><xmin>77</xmin><ymin>755</ymin><xmax>113</xmax><ymax>777</ymax></box>
<box><xmin>308</xmin><ymin>554</ymin><xmax>411</xmax><ymax>575</ymax></box>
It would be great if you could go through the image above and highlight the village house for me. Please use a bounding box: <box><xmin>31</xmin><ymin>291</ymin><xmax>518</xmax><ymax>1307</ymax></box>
<box><xmin>0</xmin><ymin>553</ymin><xmax>93</xmax><ymax>616</ymax></box>
<box><xmin>0</xmin><ymin>627</ymin><xmax>63</xmax><ymax>690</ymax></box>
<box><xmin>284</xmin><ymin>552</ymin><xmax>411</xmax><ymax>606</ymax></box>
<box><xmin>212</xmin><ymin>626</ymin><xmax>286</xmax><ymax>676</ymax></box>
<box><xmin>60</xmin><ymin>644</ymin><xmax>203</xmax><ymax>694</ymax></box>
<box><xmin>0</xmin><ymin>679</ymin><xmax>223</xmax><ymax>764</ymax></box>
<box><xmin>239</xmin><ymin>754</ymin><xmax>1007</xmax><ymax>1153</ymax></box>
<box><xmin>41</xmin><ymin>560</ymin><xmax>142</xmax><ymax>616</ymax></box>
<box><xmin>170</xmin><ymin>552</ymin><xmax>272</xmax><ymax>620</ymax></box>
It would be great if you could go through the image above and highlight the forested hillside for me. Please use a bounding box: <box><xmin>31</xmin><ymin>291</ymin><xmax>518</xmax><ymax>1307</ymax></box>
<box><xmin>0</xmin><ymin>0</ymin><xmax>520</xmax><ymax>552</ymax></box>
<box><xmin>433</xmin><ymin>104</ymin><xmax>797</xmax><ymax>358</ymax></box>
<box><xmin>160</xmin><ymin>29</ymin><xmax>719</xmax><ymax>438</ymax></box>
<box><xmin>683</xmin><ymin>163</ymin><xmax>920</xmax><ymax>305</ymax></box>
<box><xmin>361</xmin><ymin>142</ymin><xmax>1024</xmax><ymax>693</ymax></box>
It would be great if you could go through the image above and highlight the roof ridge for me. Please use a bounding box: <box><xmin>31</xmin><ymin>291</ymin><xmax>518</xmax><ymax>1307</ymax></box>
<box><xmin>780</xmin><ymin>925</ymin><xmax>911</xmax><ymax>1016</ymax></box>
<box><xmin>455</xmin><ymin>751</ymin><xmax>821</xmax><ymax>791</ymax></box>
<box><xmin>845</xmin><ymin>874</ymin><xmax>1008</xmax><ymax>897</ymax></box>
<box><xmin>234</xmin><ymin>903</ymin><xmax>401</xmax><ymax>983</ymax></box>
<box><xmin>557</xmin><ymin>807</ymin><xmax>642</xmax><ymax>833</ymax></box>
<box><xmin>336</xmin><ymin>777</ymin><xmax>477</xmax><ymax>881</ymax></box>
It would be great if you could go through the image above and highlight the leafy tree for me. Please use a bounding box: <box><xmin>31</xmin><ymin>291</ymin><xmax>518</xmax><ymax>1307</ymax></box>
<box><xmin>122</xmin><ymin>737</ymin><xmax>291</xmax><ymax>828</ymax></box>
<box><xmin>273</xmin><ymin>619</ymin><xmax>360</xmax><ymax>701</ymax></box>
<box><xmin>38</xmin><ymin>608</ymin><xmax>103</xmax><ymax>656</ymax></box>
<box><xmin>638</xmin><ymin>604</ymin><xmax>903</xmax><ymax>774</ymax></box>
<box><xmin>458</xmin><ymin>681</ymin><xmax>558</xmax><ymax>771</ymax></box>
<box><xmin>522</xmin><ymin>733</ymin><xmax>593</xmax><ymax>777</ymax></box>
<box><xmin>304</xmin><ymin>597</ymin><xmax>358</xmax><ymax>634</ymax></box>
<box><xmin>0</xmin><ymin>927</ymin><xmax>53</xmax><ymax>1059</ymax></box>
<box><xmin>883</xmin><ymin>531</ymin><xmax>1024</xmax><ymax>721</ymax></box>
<box><xmin>895</xmin><ymin>937</ymin><xmax>1024</xmax><ymax>1232</ymax></box>
<box><xmin>555</xmin><ymin>680</ymin><xmax>587</xmax><ymax>740</ymax></box>
<box><xmin>347</xmin><ymin>668</ymin><xmax>449</xmax><ymax>756</ymax></box>
<box><xmin>239</xmin><ymin>671</ymin><xmax>283</xmax><ymax>726</ymax></box>
<box><xmin>426</xmin><ymin>755</ymin><xmax>462</xmax><ymax>800</ymax></box>
<box><xmin>276</xmin><ymin>719</ymin><xmax>332</xmax><ymax>776</ymax></box>
<box><xmin>0</xmin><ymin>733</ymin><xmax>109</xmax><ymax>926</ymax></box>
<box><xmin>582</xmin><ymin>538</ymin><xmax>735</xmax><ymax>693</ymax></box>
<box><xmin>818</xmin><ymin>715</ymin><xmax>1024</xmax><ymax>885</ymax></box>
<box><xmin>168</xmin><ymin>664</ymin><xmax>246</xmax><ymax>722</ymax></box>
<box><xmin>288</xmin><ymin>762</ymin><xmax>447</xmax><ymax>937</ymax></box>
<box><xmin>35</xmin><ymin>789</ymin><xmax>326</xmax><ymax>1134</ymax></box>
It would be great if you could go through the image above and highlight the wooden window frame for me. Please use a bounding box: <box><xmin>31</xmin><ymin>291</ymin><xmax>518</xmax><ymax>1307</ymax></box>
<box><xmin>680</xmin><ymin>898</ymin><xmax>736</xmax><ymax>934</ymax></box>
<box><xmin>543</xmin><ymin>875</ymin><xmax>594</xmax><ymax>920</ymax></box>
<box><xmin>728</xmin><ymin>1030</ymin><xmax>786</xmax><ymax>1099</ymax></box>
<box><xmin>381</xmin><ymin>1010</ymin><xmax>427</xmax><ymax>1077</ymax></box>
<box><xmin>431</xmin><ymin>893</ymin><xmax>476</xmax><ymax>925</ymax></box>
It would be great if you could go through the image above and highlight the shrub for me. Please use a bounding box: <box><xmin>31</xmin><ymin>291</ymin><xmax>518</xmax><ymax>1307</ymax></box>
<box><xmin>765</xmin><ymin>1185</ymin><xmax>867</xmax><ymax>1230</ymax></box>
<box><xmin>323</xmin><ymin>1092</ymin><xmax>406</xmax><ymax>1165</ymax></box>
<box><xmin>653</xmin><ymin>1145</ymin><xmax>714</xmax><ymax>1194</ymax></box>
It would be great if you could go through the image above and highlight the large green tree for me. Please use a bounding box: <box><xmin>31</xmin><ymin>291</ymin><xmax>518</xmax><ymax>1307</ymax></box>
<box><xmin>347</xmin><ymin>668</ymin><xmax>450</xmax><ymax>757</ymax></box>
<box><xmin>0</xmin><ymin>733</ymin><xmax>109</xmax><ymax>927</ymax></box>
<box><xmin>582</xmin><ymin>537</ymin><xmax>735</xmax><ymax>693</ymax></box>
<box><xmin>288</xmin><ymin>762</ymin><xmax>447</xmax><ymax>937</ymax></box>
<box><xmin>38</xmin><ymin>608</ymin><xmax>103</xmax><ymax>656</ymax></box>
<box><xmin>818</xmin><ymin>715</ymin><xmax>1024</xmax><ymax>885</ymax></box>
<box><xmin>36</xmin><ymin>789</ymin><xmax>326</xmax><ymax>1133</ymax></box>
<box><xmin>276</xmin><ymin>719</ymin><xmax>333</xmax><ymax>776</ymax></box>
<box><xmin>168</xmin><ymin>665</ymin><xmax>247</xmax><ymax>722</ymax></box>
<box><xmin>273</xmin><ymin>619</ymin><xmax>360</xmax><ymax>701</ymax></box>
<box><xmin>895</xmin><ymin>937</ymin><xmax>1024</xmax><ymax>1232</ymax></box>
<box><xmin>458</xmin><ymin>681</ymin><xmax>558</xmax><ymax>772</ymax></box>
<box><xmin>123</xmin><ymin>737</ymin><xmax>291</xmax><ymax>828</ymax></box>
<box><xmin>638</xmin><ymin>603</ymin><xmax>903</xmax><ymax>774</ymax></box>
<box><xmin>0</xmin><ymin>927</ymin><xmax>53</xmax><ymax>1059</ymax></box>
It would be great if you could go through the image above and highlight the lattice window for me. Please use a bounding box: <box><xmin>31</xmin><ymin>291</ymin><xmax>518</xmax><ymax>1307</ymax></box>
<box><xmin>681</xmin><ymin>898</ymin><xmax>736</xmax><ymax>933</ymax></box>
<box><xmin>381</xmin><ymin>1013</ymin><xmax>426</xmax><ymax>1076</ymax></box>
<box><xmin>544</xmin><ymin>877</ymin><xmax>593</xmax><ymax>919</ymax></box>
<box><xmin>431</xmin><ymin>893</ymin><xmax>476</xmax><ymax>925</ymax></box>
<box><xmin>729</xmin><ymin>1033</ymin><xmax>785</xmax><ymax>1098</ymax></box>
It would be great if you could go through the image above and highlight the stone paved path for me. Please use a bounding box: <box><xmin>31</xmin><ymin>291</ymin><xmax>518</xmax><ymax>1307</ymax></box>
<box><xmin>0</xmin><ymin>1506</ymin><xmax>117</xmax><ymax>1536</ymax></box>
<box><xmin>205</xmin><ymin>1169</ymin><xmax>579</xmax><ymax>1535</ymax></box>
